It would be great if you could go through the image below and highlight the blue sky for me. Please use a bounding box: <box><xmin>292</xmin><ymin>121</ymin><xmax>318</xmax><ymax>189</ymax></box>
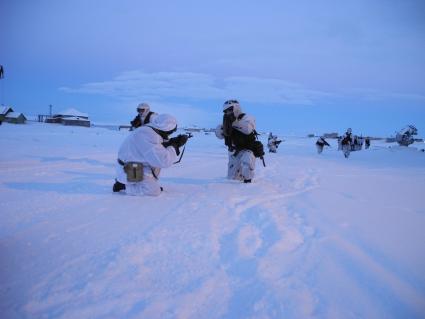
<box><xmin>1</xmin><ymin>0</ymin><xmax>424</xmax><ymax>136</ymax></box>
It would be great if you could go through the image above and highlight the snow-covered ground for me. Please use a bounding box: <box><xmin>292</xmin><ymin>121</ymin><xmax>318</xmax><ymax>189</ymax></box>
<box><xmin>1</xmin><ymin>122</ymin><xmax>425</xmax><ymax>319</ymax></box>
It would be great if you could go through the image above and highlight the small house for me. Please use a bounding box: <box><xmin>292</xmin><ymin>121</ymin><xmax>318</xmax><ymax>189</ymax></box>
<box><xmin>62</xmin><ymin>116</ymin><xmax>90</xmax><ymax>127</ymax></box>
<box><xmin>4</xmin><ymin>112</ymin><xmax>27</xmax><ymax>124</ymax></box>
<box><xmin>0</xmin><ymin>106</ymin><xmax>14</xmax><ymax>122</ymax></box>
<box><xmin>45</xmin><ymin>108</ymin><xmax>90</xmax><ymax>127</ymax></box>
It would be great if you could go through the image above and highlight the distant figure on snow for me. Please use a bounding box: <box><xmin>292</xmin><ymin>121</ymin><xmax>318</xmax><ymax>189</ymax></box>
<box><xmin>130</xmin><ymin>102</ymin><xmax>157</xmax><ymax>130</ymax></box>
<box><xmin>113</xmin><ymin>114</ymin><xmax>188</xmax><ymax>196</ymax></box>
<box><xmin>365</xmin><ymin>137</ymin><xmax>371</xmax><ymax>149</ymax></box>
<box><xmin>316</xmin><ymin>136</ymin><xmax>330</xmax><ymax>154</ymax></box>
<box><xmin>215</xmin><ymin>99</ymin><xmax>264</xmax><ymax>183</ymax></box>
<box><xmin>267</xmin><ymin>132</ymin><xmax>282</xmax><ymax>153</ymax></box>
<box><xmin>340</xmin><ymin>128</ymin><xmax>353</xmax><ymax>158</ymax></box>
<box><xmin>351</xmin><ymin>135</ymin><xmax>364</xmax><ymax>151</ymax></box>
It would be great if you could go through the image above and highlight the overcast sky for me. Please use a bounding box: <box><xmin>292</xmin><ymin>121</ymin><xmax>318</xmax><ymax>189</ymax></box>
<box><xmin>1</xmin><ymin>0</ymin><xmax>425</xmax><ymax>135</ymax></box>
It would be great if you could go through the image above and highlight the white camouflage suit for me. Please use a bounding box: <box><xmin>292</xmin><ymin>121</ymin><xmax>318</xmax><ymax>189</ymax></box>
<box><xmin>227</xmin><ymin>147</ymin><xmax>256</xmax><ymax>181</ymax></box>
<box><xmin>116</xmin><ymin>114</ymin><xmax>178</xmax><ymax>196</ymax></box>
<box><xmin>216</xmin><ymin>100</ymin><xmax>257</xmax><ymax>182</ymax></box>
<box><xmin>267</xmin><ymin>133</ymin><xmax>278</xmax><ymax>153</ymax></box>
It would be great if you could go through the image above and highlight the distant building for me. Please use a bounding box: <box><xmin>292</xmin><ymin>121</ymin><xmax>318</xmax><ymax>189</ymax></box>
<box><xmin>61</xmin><ymin>117</ymin><xmax>90</xmax><ymax>127</ymax></box>
<box><xmin>323</xmin><ymin>132</ymin><xmax>339</xmax><ymax>139</ymax></box>
<box><xmin>1</xmin><ymin>106</ymin><xmax>27</xmax><ymax>124</ymax></box>
<box><xmin>4</xmin><ymin>112</ymin><xmax>27</xmax><ymax>124</ymax></box>
<box><xmin>0</xmin><ymin>106</ymin><xmax>14</xmax><ymax>122</ymax></box>
<box><xmin>184</xmin><ymin>127</ymin><xmax>202</xmax><ymax>133</ymax></box>
<box><xmin>45</xmin><ymin>108</ymin><xmax>90</xmax><ymax>127</ymax></box>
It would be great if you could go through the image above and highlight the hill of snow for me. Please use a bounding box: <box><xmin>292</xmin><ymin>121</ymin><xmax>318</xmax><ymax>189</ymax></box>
<box><xmin>1</xmin><ymin>122</ymin><xmax>424</xmax><ymax>319</ymax></box>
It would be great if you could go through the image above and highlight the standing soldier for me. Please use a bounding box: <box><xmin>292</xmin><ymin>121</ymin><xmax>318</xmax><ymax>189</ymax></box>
<box><xmin>316</xmin><ymin>136</ymin><xmax>330</xmax><ymax>154</ymax></box>
<box><xmin>215</xmin><ymin>99</ymin><xmax>264</xmax><ymax>183</ymax></box>
<box><xmin>365</xmin><ymin>137</ymin><xmax>371</xmax><ymax>149</ymax></box>
<box><xmin>340</xmin><ymin>128</ymin><xmax>353</xmax><ymax>158</ymax></box>
<box><xmin>267</xmin><ymin>132</ymin><xmax>282</xmax><ymax>153</ymax></box>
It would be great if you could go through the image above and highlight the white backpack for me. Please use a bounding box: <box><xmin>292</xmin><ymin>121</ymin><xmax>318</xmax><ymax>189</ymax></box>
<box><xmin>232</xmin><ymin>114</ymin><xmax>256</xmax><ymax>135</ymax></box>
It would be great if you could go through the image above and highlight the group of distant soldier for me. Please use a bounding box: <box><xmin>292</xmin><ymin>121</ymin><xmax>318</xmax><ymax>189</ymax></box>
<box><xmin>336</xmin><ymin>128</ymin><xmax>371</xmax><ymax>158</ymax></box>
<box><xmin>316</xmin><ymin>128</ymin><xmax>371</xmax><ymax>158</ymax></box>
<box><xmin>266</xmin><ymin>129</ymin><xmax>372</xmax><ymax>158</ymax></box>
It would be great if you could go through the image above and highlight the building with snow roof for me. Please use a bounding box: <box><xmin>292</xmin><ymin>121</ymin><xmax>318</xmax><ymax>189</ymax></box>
<box><xmin>1</xmin><ymin>106</ymin><xmax>27</xmax><ymax>124</ymax></box>
<box><xmin>0</xmin><ymin>106</ymin><xmax>13</xmax><ymax>122</ymax></box>
<box><xmin>45</xmin><ymin>108</ymin><xmax>90</xmax><ymax>127</ymax></box>
<box><xmin>4</xmin><ymin>112</ymin><xmax>27</xmax><ymax>124</ymax></box>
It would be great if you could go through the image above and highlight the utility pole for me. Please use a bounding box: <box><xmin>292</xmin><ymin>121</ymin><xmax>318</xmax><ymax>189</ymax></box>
<box><xmin>0</xmin><ymin>64</ymin><xmax>4</xmax><ymax>106</ymax></box>
<box><xmin>49</xmin><ymin>104</ymin><xmax>52</xmax><ymax>117</ymax></box>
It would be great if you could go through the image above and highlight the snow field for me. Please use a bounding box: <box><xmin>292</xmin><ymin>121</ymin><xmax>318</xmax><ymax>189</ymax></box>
<box><xmin>0</xmin><ymin>122</ymin><xmax>424</xmax><ymax>318</ymax></box>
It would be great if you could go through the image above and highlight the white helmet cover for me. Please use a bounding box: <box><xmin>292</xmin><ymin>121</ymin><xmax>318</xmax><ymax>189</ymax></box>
<box><xmin>137</xmin><ymin>102</ymin><xmax>151</xmax><ymax>117</ymax></box>
<box><xmin>223</xmin><ymin>99</ymin><xmax>242</xmax><ymax>117</ymax></box>
<box><xmin>147</xmin><ymin>114</ymin><xmax>177</xmax><ymax>132</ymax></box>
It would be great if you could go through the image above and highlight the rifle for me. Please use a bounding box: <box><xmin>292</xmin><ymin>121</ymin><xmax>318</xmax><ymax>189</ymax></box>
<box><xmin>253</xmin><ymin>130</ymin><xmax>266</xmax><ymax>167</ymax></box>
<box><xmin>173</xmin><ymin>133</ymin><xmax>193</xmax><ymax>164</ymax></box>
<box><xmin>260</xmin><ymin>155</ymin><xmax>266</xmax><ymax>167</ymax></box>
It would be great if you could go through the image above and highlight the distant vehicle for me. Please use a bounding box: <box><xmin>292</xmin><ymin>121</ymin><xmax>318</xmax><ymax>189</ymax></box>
<box><xmin>396</xmin><ymin>125</ymin><xmax>418</xmax><ymax>146</ymax></box>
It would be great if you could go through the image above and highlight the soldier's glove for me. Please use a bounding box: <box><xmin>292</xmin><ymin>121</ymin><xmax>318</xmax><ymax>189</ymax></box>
<box><xmin>165</xmin><ymin>134</ymin><xmax>189</xmax><ymax>155</ymax></box>
<box><xmin>252</xmin><ymin>141</ymin><xmax>265</xmax><ymax>158</ymax></box>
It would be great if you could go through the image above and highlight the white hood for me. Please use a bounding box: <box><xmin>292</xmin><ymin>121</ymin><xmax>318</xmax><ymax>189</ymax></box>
<box><xmin>147</xmin><ymin>114</ymin><xmax>177</xmax><ymax>132</ymax></box>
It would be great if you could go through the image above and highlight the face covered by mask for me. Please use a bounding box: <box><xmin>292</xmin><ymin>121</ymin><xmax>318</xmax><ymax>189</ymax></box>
<box><xmin>222</xmin><ymin>107</ymin><xmax>236</xmax><ymax>137</ymax></box>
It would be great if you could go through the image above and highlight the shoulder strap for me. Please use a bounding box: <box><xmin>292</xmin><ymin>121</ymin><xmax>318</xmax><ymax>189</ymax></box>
<box><xmin>144</xmin><ymin>111</ymin><xmax>154</xmax><ymax>124</ymax></box>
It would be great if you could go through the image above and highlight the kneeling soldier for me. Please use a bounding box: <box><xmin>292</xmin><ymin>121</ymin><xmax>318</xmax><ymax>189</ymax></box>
<box><xmin>113</xmin><ymin>114</ymin><xmax>188</xmax><ymax>196</ymax></box>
